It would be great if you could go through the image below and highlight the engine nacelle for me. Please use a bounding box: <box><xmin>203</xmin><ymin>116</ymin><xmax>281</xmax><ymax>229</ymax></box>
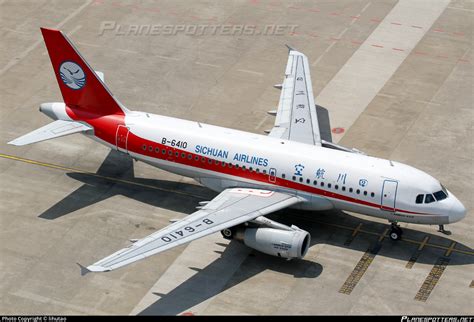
<box><xmin>235</xmin><ymin>227</ymin><xmax>310</xmax><ymax>259</ymax></box>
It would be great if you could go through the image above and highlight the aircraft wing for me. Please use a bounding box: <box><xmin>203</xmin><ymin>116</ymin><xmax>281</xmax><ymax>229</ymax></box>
<box><xmin>85</xmin><ymin>188</ymin><xmax>301</xmax><ymax>273</ymax></box>
<box><xmin>268</xmin><ymin>48</ymin><xmax>322</xmax><ymax>146</ymax></box>
<box><xmin>8</xmin><ymin>120</ymin><xmax>92</xmax><ymax>146</ymax></box>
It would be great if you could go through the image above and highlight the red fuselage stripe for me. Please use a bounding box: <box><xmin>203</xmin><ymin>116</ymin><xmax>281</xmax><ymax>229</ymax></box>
<box><xmin>64</xmin><ymin>108</ymin><xmax>434</xmax><ymax>217</ymax></box>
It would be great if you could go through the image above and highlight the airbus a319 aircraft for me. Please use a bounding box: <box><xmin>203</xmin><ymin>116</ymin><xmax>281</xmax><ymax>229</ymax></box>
<box><xmin>9</xmin><ymin>28</ymin><xmax>466</xmax><ymax>273</ymax></box>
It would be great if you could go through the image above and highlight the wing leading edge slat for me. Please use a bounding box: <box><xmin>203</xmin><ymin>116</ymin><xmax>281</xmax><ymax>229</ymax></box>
<box><xmin>86</xmin><ymin>188</ymin><xmax>301</xmax><ymax>272</ymax></box>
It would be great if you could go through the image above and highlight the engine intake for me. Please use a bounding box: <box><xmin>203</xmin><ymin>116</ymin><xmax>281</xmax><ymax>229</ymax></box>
<box><xmin>235</xmin><ymin>227</ymin><xmax>310</xmax><ymax>259</ymax></box>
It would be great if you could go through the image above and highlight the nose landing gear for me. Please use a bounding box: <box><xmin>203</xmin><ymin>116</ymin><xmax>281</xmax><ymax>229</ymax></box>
<box><xmin>389</xmin><ymin>222</ymin><xmax>403</xmax><ymax>241</ymax></box>
<box><xmin>438</xmin><ymin>225</ymin><xmax>451</xmax><ymax>235</ymax></box>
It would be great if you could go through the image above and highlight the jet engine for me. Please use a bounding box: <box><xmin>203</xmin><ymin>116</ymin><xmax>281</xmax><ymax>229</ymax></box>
<box><xmin>222</xmin><ymin>217</ymin><xmax>311</xmax><ymax>259</ymax></box>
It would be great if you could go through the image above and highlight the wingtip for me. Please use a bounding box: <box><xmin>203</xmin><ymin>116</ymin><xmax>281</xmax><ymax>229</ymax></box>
<box><xmin>7</xmin><ymin>139</ymin><xmax>22</xmax><ymax>146</ymax></box>
<box><xmin>285</xmin><ymin>44</ymin><xmax>296</xmax><ymax>52</ymax></box>
<box><xmin>77</xmin><ymin>263</ymin><xmax>92</xmax><ymax>276</ymax></box>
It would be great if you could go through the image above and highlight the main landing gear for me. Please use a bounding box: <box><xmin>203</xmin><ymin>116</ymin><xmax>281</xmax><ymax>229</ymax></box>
<box><xmin>389</xmin><ymin>222</ymin><xmax>403</xmax><ymax>241</ymax></box>
<box><xmin>221</xmin><ymin>228</ymin><xmax>235</xmax><ymax>240</ymax></box>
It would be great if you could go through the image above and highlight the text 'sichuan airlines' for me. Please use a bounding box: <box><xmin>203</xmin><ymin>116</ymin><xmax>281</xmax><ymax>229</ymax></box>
<box><xmin>9</xmin><ymin>28</ymin><xmax>466</xmax><ymax>273</ymax></box>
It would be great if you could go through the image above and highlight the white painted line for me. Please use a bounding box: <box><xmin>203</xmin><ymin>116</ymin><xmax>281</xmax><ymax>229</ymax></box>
<box><xmin>155</xmin><ymin>55</ymin><xmax>180</xmax><ymax>61</ymax></box>
<box><xmin>0</xmin><ymin>0</ymin><xmax>92</xmax><ymax>76</ymax></box>
<box><xmin>116</xmin><ymin>48</ymin><xmax>139</xmax><ymax>54</ymax></box>
<box><xmin>76</xmin><ymin>41</ymin><xmax>100</xmax><ymax>48</ymax></box>
<box><xmin>195</xmin><ymin>61</ymin><xmax>220</xmax><ymax>68</ymax></box>
<box><xmin>236</xmin><ymin>68</ymin><xmax>264</xmax><ymax>76</ymax></box>
<box><xmin>66</xmin><ymin>25</ymin><xmax>82</xmax><ymax>37</ymax></box>
<box><xmin>447</xmin><ymin>6</ymin><xmax>474</xmax><ymax>12</ymax></box>
<box><xmin>255</xmin><ymin>115</ymin><xmax>269</xmax><ymax>130</ymax></box>
<box><xmin>315</xmin><ymin>0</ymin><xmax>450</xmax><ymax>143</ymax></box>
<box><xmin>312</xmin><ymin>2</ymin><xmax>371</xmax><ymax>66</ymax></box>
<box><xmin>3</xmin><ymin>27</ymin><xmax>30</xmax><ymax>35</ymax></box>
<box><xmin>361</xmin><ymin>2</ymin><xmax>371</xmax><ymax>13</ymax></box>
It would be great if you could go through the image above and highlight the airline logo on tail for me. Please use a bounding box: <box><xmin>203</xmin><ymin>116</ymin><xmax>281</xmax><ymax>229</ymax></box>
<box><xmin>59</xmin><ymin>61</ymin><xmax>86</xmax><ymax>90</ymax></box>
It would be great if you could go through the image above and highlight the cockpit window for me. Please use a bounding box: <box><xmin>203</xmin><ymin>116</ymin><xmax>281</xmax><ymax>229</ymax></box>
<box><xmin>425</xmin><ymin>194</ymin><xmax>435</xmax><ymax>204</ymax></box>
<box><xmin>416</xmin><ymin>194</ymin><xmax>424</xmax><ymax>204</ymax></box>
<box><xmin>441</xmin><ymin>184</ymin><xmax>448</xmax><ymax>196</ymax></box>
<box><xmin>433</xmin><ymin>190</ymin><xmax>447</xmax><ymax>201</ymax></box>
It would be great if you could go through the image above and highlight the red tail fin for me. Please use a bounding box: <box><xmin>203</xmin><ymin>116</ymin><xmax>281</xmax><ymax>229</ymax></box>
<box><xmin>41</xmin><ymin>27</ymin><xmax>126</xmax><ymax>116</ymax></box>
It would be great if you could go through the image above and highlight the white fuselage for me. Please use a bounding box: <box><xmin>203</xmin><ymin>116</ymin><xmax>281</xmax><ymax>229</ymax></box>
<box><xmin>88</xmin><ymin>111</ymin><xmax>465</xmax><ymax>226</ymax></box>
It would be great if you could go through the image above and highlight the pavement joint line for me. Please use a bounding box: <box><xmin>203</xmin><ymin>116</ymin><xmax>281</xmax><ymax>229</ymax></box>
<box><xmin>414</xmin><ymin>257</ymin><xmax>450</xmax><ymax>302</ymax></box>
<box><xmin>0</xmin><ymin>152</ymin><xmax>209</xmax><ymax>200</ymax></box>
<box><xmin>312</xmin><ymin>2</ymin><xmax>368</xmax><ymax>66</ymax></box>
<box><xmin>0</xmin><ymin>0</ymin><xmax>92</xmax><ymax>76</ymax></box>
<box><xmin>195</xmin><ymin>62</ymin><xmax>220</xmax><ymax>68</ymax></box>
<box><xmin>1</xmin><ymin>152</ymin><xmax>473</xmax><ymax>257</ymax></box>
<box><xmin>236</xmin><ymin>69</ymin><xmax>264</xmax><ymax>77</ymax></box>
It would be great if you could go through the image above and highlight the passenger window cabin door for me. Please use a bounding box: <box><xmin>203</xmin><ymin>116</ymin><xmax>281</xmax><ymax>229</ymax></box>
<box><xmin>269</xmin><ymin>168</ymin><xmax>277</xmax><ymax>183</ymax></box>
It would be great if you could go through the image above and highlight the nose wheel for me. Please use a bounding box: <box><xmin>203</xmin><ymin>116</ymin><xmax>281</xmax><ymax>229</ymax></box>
<box><xmin>389</xmin><ymin>223</ymin><xmax>403</xmax><ymax>241</ymax></box>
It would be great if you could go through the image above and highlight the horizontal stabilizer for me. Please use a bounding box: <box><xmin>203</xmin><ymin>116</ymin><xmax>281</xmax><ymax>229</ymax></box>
<box><xmin>8</xmin><ymin>120</ymin><xmax>92</xmax><ymax>146</ymax></box>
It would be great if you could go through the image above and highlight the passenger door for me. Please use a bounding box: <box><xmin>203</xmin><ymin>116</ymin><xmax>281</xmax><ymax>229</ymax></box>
<box><xmin>381</xmin><ymin>180</ymin><xmax>398</xmax><ymax>212</ymax></box>
<box><xmin>115</xmin><ymin>125</ymin><xmax>130</xmax><ymax>154</ymax></box>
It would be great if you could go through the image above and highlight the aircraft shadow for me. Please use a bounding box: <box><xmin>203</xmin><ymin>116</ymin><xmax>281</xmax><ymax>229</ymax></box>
<box><xmin>39</xmin><ymin>148</ymin><xmax>472</xmax><ymax>314</ymax></box>
<box><xmin>137</xmin><ymin>208</ymin><xmax>472</xmax><ymax>315</ymax></box>
<box><xmin>316</xmin><ymin>105</ymin><xmax>332</xmax><ymax>142</ymax></box>
<box><xmin>41</xmin><ymin>149</ymin><xmax>473</xmax><ymax>266</ymax></box>
<box><xmin>267</xmin><ymin>209</ymin><xmax>473</xmax><ymax>266</ymax></box>
<box><xmin>138</xmin><ymin>240</ymin><xmax>323</xmax><ymax>315</ymax></box>
<box><xmin>38</xmin><ymin>149</ymin><xmax>215</xmax><ymax>219</ymax></box>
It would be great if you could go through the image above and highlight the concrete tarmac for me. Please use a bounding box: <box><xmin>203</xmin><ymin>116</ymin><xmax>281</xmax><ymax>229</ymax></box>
<box><xmin>0</xmin><ymin>0</ymin><xmax>472</xmax><ymax>315</ymax></box>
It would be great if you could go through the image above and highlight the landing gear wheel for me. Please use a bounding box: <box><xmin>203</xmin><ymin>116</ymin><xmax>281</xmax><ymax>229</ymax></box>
<box><xmin>221</xmin><ymin>228</ymin><xmax>234</xmax><ymax>240</ymax></box>
<box><xmin>389</xmin><ymin>223</ymin><xmax>403</xmax><ymax>241</ymax></box>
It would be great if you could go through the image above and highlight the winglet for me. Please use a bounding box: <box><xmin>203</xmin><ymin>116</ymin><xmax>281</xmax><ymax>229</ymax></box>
<box><xmin>77</xmin><ymin>263</ymin><xmax>92</xmax><ymax>276</ymax></box>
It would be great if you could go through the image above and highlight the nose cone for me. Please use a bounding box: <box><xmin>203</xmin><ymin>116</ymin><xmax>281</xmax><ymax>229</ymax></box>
<box><xmin>449</xmin><ymin>194</ymin><xmax>467</xmax><ymax>223</ymax></box>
